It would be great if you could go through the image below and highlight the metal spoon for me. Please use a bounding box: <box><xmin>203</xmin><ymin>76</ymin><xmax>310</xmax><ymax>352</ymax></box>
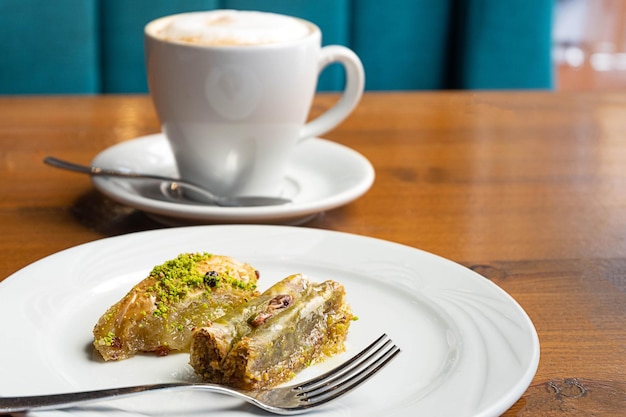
<box><xmin>44</xmin><ymin>157</ymin><xmax>291</xmax><ymax>207</ymax></box>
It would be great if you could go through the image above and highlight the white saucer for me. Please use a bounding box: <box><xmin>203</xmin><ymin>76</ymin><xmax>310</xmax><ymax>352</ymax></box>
<box><xmin>90</xmin><ymin>134</ymin><xmax>375</xmax><ymax>225</ymax></box>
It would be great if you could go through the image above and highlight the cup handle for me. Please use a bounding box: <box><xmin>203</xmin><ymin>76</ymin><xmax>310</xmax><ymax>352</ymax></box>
<box><xmin>299</xmin><ymin>45</ymin><xmax>365</xmax><ymax>141</ymax></box>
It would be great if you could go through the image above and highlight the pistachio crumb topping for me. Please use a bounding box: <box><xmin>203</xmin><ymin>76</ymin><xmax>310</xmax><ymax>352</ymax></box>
<box><xmin>147</xmin><ymin>253</ymin><xmax>256</xmax><ymax>317</ymax></box>
<box><xmin>97</xmin><ymin>331</ymin><xmax>116</xmax><ymax>347</ymax></box>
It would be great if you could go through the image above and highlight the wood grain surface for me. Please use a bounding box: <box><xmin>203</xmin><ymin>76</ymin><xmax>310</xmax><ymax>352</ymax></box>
<box><xmin>1</xmin><ymin>92</ymin><xmax>625</xmax><ymax>416</ymax></box>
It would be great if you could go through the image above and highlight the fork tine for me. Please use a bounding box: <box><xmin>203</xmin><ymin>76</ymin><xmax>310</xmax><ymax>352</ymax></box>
<box><xmin>296</xmin><ymin>335</ymin><xmax>400</xmax><ymax>408</ymax></box>
<box><xmin>302</xmin><ymin>339</ymin><xmax>395</xmax><ymax>396</ymax></box>
<box><xmin>300</xmin><ymin>342</ymin><xmax>400</xmax><ymax>408</ymax></box>
<box><xmin>314</xmin><ymin>345</ymin><xmax>399</xmax><ymax>404</ymax></box>
<box><xmin>295</xmin><ymin>333</ymin><xmax>391</xmax><ymax>393</ymax></box>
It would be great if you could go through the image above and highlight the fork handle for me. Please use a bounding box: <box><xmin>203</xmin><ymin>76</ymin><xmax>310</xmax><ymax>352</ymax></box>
<box><xmin>0</xmin><ymin>382</ymin><xmax>210</xmax><ymax>413</ymax></box>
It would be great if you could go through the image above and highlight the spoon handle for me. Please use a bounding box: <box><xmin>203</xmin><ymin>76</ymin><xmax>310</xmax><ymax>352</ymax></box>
<box><xmin>43</xmin><ymin>156</ymin><xmax>292</xmax><ymax>207</ymax></box>
<box><xmin>44</xmin><ymin>156</ymin><xmax>175</xmax><ymax>182</ymax></box>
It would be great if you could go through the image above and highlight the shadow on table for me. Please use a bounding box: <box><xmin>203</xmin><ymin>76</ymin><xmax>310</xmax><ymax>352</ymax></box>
<box><xmin>71</xmin><ymin>189</ymin><xmax>163</xmax><ymax>236</ymax></box>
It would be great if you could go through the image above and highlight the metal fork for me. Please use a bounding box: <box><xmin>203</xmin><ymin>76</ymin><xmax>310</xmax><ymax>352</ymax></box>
<box><xmin>0</xmin><ymin>334</ymin><xmax>399</xmax><ymax>415</ymax></box>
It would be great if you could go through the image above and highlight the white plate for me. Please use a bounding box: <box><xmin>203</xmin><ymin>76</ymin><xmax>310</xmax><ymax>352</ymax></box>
<box><xmin>90</xmin><ymin>134</ymin><xmax>375</xmax><ymax>225</ymax></box>
<box><xmin>0</xmin><ymin>225</ymin><xmax>539</xmax><ymax>417</ymax></box>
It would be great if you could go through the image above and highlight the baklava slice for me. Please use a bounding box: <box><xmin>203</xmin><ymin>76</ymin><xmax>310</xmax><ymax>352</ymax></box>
<box><xmin>93</xmin><ymin>253</ymin><xmax>259</xmax><ymax>361</ymax></box>
<box><xmin>190</xmin><ymin>274</ymin><xmax>353</xmax><ymax>390</ymax></box>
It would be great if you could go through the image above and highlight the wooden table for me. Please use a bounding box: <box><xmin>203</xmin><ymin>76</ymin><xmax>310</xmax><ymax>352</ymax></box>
<box><xmin>1</xmin><ymin>92</ymin><xmax>625</xmax><ymax>416</ymax></box>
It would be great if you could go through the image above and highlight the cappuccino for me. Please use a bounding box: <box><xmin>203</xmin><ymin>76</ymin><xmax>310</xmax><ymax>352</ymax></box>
<box><xmin>145</xmin><ymin>10</ymin><xmax>364</xmax><ymax>197</ymax></box>
<box><xmin>151</xmin><ymin>10</ymin><xmax>312</xmax><ymax>46</ymax></box>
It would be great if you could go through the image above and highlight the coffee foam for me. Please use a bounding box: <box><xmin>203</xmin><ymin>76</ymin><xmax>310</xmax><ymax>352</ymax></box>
<box><xmin>154</xmin><ymin>10</ymin><xmax>311</xmax><ymax>46</ymax></box>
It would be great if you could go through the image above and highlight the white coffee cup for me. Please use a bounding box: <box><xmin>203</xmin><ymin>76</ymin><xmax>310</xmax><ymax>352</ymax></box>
<box><xmin>144</xmin><ymin>10</ymin><xmax>364</xmax><ymax>198</ymax></box>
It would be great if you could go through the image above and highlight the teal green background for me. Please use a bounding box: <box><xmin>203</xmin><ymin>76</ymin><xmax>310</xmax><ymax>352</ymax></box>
<box><xmin>0</xmin><ymin>0</ymin><xmax>554</xmax><ymax>94</ymax></box>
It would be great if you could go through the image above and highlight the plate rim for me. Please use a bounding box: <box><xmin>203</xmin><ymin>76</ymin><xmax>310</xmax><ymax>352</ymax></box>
<box><xmin>0</xmin><ymin>225</ymin><xmax>540</xmax><ymax>417</ymax></box>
